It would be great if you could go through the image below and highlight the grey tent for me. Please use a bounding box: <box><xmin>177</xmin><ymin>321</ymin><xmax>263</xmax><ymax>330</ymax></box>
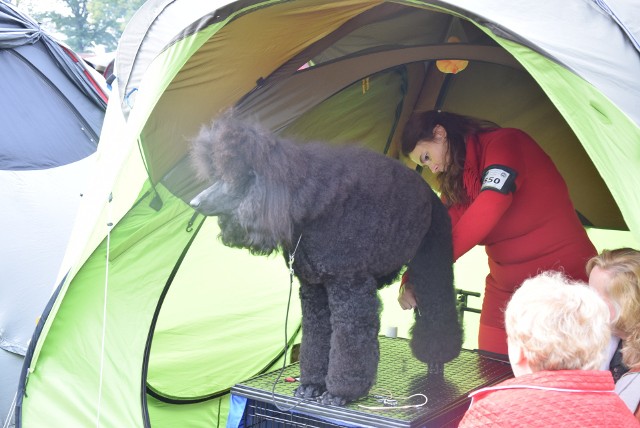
<box><xmin>15</xmin><ymin>1</ymin><xmax>640</xmax><ymax>427</ymax></box>
<box><xmin>0</xmin><ymin>2</ymin><xmax>107</xmax><ymax>426</ymax></box>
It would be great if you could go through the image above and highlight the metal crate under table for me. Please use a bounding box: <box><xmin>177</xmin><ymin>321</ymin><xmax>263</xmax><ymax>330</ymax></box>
<box><xmin>230</xmin><ymin>336</ymin><xmax>513</xmax><ymax>428</ymax></box>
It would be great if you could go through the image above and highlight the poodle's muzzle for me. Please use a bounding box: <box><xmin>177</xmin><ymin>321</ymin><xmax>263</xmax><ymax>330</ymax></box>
<box><xmin>190</xmin><ymin>180</ymin><xmax>241</xmax><ymax>216</ymax></box>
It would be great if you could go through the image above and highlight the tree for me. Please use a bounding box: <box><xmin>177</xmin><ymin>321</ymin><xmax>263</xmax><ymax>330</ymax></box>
<box><xmin>25</xmin><ymin>0</ymin><xmax>146</xmax><ymax>53</ymax></box>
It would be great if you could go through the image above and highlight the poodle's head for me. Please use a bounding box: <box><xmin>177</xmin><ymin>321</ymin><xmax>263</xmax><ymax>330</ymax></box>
<box><xmin>190</xmin><ymin>113</ymin><xmax>265</xmax><ymax>209</ymax></box>
<box><xmin>189</xmin><ymin>112</ymin><xmax>294</xmax><ymax>254</ymax></box>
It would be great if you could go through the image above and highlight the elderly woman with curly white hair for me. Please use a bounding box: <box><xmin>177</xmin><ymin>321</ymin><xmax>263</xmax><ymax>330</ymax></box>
<box><xmin>458</xmin><ymin>271</ymin><xmax>639</xmax><ymax>427</ymax></box>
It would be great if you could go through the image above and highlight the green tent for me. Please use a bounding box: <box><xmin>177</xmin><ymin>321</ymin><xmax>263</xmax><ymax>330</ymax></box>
<box><xmin>16</xmin><ymin>1</ymin><xmax>640</xmax><ymax>427</ymax></box>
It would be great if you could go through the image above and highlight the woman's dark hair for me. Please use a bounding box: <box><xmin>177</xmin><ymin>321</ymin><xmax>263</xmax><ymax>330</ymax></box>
<box><xmin>401</xmin><ymin>110</ymin><xmax>498</xmax><ymax>206</ymax></box>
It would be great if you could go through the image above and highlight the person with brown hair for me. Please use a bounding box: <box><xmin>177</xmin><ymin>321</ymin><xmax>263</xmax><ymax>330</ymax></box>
<box><xmin>587</xmin><ymin>247</ymin><xmax>640</xmax><ymax>420</ymax></box>
<box><xmin>398</xmin><ymin>110</ymin><xmax>597</xmax><ymax>355</ymax></box>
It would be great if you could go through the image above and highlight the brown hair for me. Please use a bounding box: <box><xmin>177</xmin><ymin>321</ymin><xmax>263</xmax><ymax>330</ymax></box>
<box><xmin>401</xmin><ymin>110</ymin><xmax>498</xmax><ymax>206</ymax></box>
<box><xmin>586</xmin><ymin>248</ymin><xmax>640</xmax><ymax>369</ymax></box>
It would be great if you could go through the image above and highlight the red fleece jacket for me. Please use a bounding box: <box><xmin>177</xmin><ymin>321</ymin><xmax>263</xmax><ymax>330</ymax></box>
<box><xmin>403</xmin><ymin>128</ymin><xmax>597</xmax><ymax>354</ymax></box>
<box><xmin>454</xmin><ymin>129</ymin><xmax>596</xmax><ymax>353</ymax></box>
<box><xmin>458</xmin><ymin>370</ymin><xmax>640</xmax><ymax>427</ymax></box>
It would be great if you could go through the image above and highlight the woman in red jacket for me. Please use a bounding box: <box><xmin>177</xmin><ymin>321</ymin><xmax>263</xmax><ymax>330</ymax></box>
<box><xmin>398</xmin><ymin>110</ymin><xmax>597</xmax><ymax>355</ymax></box>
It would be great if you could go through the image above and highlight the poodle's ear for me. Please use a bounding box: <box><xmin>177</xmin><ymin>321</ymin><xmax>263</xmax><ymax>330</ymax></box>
<box><xmin>237</xmin><ymin>173</ymin><xmax>294</xmax><ymax>251</ymax></box>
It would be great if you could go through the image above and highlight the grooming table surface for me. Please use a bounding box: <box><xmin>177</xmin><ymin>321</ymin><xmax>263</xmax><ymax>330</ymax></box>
<box><xmin>231</xmin><ymin>336</ymin><xmax>513</xmax><ymax>427</ymax></box>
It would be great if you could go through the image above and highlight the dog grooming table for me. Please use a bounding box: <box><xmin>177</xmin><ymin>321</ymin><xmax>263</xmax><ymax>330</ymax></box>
<box><xmin>228</xmin><ymin>336</ymin><xmax>513</xmax><ymax>428</ymax></box>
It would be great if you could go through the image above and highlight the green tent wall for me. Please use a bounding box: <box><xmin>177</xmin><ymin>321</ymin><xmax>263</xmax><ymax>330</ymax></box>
<box><xmin>0</xmin><ymin>3</ymin><xmax>108</xmax><ymax>426</ymax></box>
<box><xmin>16</xmin><ymin>1</ymin><xmax>640</xmax><ymax>427</ymax></box>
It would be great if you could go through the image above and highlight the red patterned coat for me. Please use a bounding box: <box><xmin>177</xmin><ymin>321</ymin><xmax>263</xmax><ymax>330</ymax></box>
<box><xmin>458</xmin><ymin>370</ymin><xmax>639</xmax><ymax>427</ymax></box>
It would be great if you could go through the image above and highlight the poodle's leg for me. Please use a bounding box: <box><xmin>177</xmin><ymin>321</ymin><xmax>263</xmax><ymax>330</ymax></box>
<box><xmin>408</xmin><ymin>192</ymin><xmax>463</xmax><ymax>369</ymax></box>
<box><xmin>294</xmin><ymin>281</ymin><xmax>331</xmax><ymax>399</ymax></box>
<box><xmin>319</xmin><ymin>276</ymin><xmax>380</xmax><ymax>406</ymax></box>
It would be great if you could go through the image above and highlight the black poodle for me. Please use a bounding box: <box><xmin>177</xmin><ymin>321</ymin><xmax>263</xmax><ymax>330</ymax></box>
<box><xmin>189</xmin><ymin>112</ymin><xmax>463</xmax><ymax>406</ymax></box>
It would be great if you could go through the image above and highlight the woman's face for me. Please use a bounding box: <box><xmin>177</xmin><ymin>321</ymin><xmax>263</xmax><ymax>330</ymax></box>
<box><xmin>407</xmin><ymin>125</ymin><xmax>449</xmax><ymax>174</ymax></box>
<box><xmin>589</xmin><ymin>265</ymin><xmax>617</xmax><ymax>323</ymax></box>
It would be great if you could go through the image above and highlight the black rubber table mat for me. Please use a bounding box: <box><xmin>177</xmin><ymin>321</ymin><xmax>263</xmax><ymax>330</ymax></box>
<box><xmin>232</xmin><ymin>336</ymin><xmax>513</xmax><ymax>427</ymax></box>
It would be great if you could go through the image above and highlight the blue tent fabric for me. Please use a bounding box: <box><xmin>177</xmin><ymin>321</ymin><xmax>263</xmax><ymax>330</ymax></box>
<box><xmin>0</xmin><ymin>2</ymin><xmax>107</xmax><ymax>170</ymax></box>
<box><xmin>0</xmin><ymin>2</ymin><xmax>107</xmax><ymax>108</ymax></box>
<box><xmin>226</xmin><ymin>395</ymin><xmax>247</xmax><ymax>428</ymax></box>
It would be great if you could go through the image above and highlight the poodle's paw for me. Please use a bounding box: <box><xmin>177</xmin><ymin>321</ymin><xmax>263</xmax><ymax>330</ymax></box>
<box><xmin>410</xmin><ymin>317</ymin><xmax>463</xmax><ymax>364</ymax></box>
<box><xmin>317</xmin><ymin>391</ymin><xmax>348</xmax><ymax>407</ymax></box>
<box><xmin>294</xmin><ymin>383</ymin><xmax>326</xmax><ymax>400</ymax></box>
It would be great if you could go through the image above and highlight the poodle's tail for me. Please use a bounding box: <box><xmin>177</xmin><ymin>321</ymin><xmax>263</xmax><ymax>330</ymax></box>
<box><xmin>407</xmin><ymin>190</ymin><xmax>463</xmax><ymax>367</ymax></box>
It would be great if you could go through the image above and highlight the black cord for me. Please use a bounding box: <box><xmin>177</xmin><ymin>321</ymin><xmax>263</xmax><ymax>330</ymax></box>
<box><xmin>270</xmin><ymin>250</ymin><xmax>305</xmax><ymax>412</ymax></box>
<box><xmin>216</xmin><ymin>397</ymin><xmax>221</xmax><ymax>427</ymax></box>
<box><xmin>271</xmin><ymin>260</ymin><xmax>304</xmax><ymax>412</ymax></box>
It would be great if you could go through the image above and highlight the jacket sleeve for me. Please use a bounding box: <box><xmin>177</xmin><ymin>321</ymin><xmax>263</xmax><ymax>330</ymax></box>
<box><xmin>451</xmin><ymin>191</ymin><xmax>513</xmax><ymax>260</ymax></box>
<box><xmin>447</xmin><ymin>203</ymin><xmax>465</xmax><ymax>229</ymax></box>
<box><xmin>451</xmin><ymin>129</ymin><xmax>526</xmax><ymax>261</ymax></box>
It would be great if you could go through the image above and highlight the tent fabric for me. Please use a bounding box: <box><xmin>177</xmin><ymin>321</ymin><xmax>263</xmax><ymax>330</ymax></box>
<box><xmin>0</xmin><ymin>3</ymin><xmax>107</xmax><ymax>170</ymax></box>
<box><xmin>15</xmin><ymin>1</ymin><xmax>640</xmax><ymax>427</ymax></box>
<box><xmin>114</xmin><ymin>0</ymin><xmax>231</xmax><ymax>117</ymax></box>
<box><xmin>593</xmin><ymin>0</ymin><xmax>640</xmax><ymax>52</ymax></box>
<box><xmin>0</xmin><ymin>48</ymin><xmax>98</xmax><ymax>169</ymax></box>
<box><xmin>0</xmin><ymin>3</ymin><xmax>107</xmax><ymax>111</ymax></box>
<box><xmin>0</xmin><ymin>3</ymin><xmax>107</xmax><ymax>427</ymax></box>
<box><xmin>438</xmin><ymin>0</ymin><xmax>640</xmax><ymax>127</ymax></box>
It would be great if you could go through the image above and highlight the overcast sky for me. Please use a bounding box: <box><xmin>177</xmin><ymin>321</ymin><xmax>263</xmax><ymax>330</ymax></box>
<box><xmin>10</xmin><ymin>0</ymin><xmax>70</xmax><ymax>43</ymax></box>
<box><xmin>12</xmin><ymin>0</ymin><xmax>67</xmax><ymax>15</ymax></box>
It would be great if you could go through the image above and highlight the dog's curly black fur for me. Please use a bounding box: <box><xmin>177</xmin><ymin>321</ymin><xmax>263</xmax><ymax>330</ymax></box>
<box><xmin>190</xmin><ymin>112</ymin><xmax>463</xmax><ymax>406</ymax></box>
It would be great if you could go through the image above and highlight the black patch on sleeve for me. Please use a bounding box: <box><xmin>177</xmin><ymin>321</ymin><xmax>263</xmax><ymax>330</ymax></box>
<box><xmin>480</xmin><ymin>164</ymin><xmax>517</xmax><ymax>194</ymax></box>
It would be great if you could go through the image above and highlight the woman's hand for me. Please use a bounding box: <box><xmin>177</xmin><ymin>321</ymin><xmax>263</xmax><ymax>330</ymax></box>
<box><xmin>398</xmin><ymin>282</ymin><xmax>418</xmax><ymax>310</ymax></box>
